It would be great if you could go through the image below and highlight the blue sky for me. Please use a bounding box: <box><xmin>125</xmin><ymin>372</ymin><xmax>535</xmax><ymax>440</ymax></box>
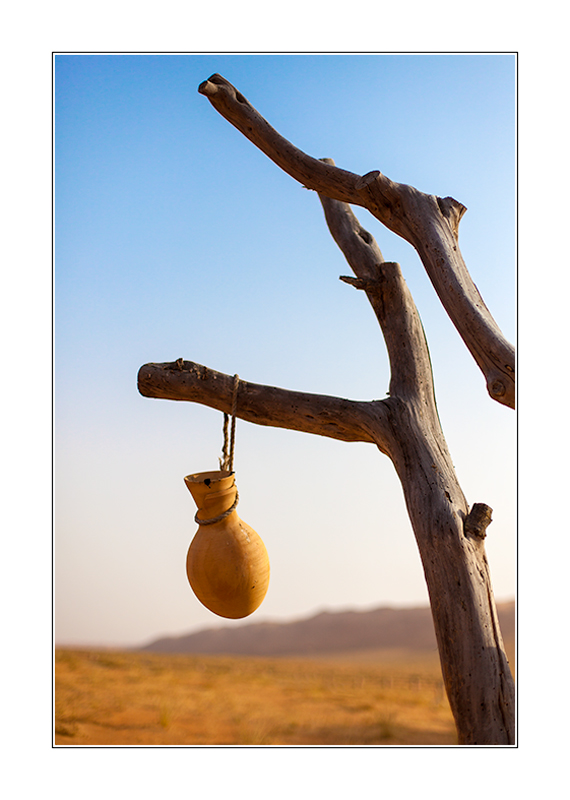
<box><xmin>54</xmin><ymin>53</ymin><xmax>516</xmax><ymax>646</ymax></box>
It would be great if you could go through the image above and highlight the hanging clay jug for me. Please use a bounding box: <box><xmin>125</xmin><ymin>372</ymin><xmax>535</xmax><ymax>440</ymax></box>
<box><xmin>184</xmin><ymin>470</ymin><xmax>270</xmax><ymax>619</ymax></box>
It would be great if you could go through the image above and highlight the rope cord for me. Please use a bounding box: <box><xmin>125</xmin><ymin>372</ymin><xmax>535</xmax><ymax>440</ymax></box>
<box><xmin>196</xmin><ymin>374</ymin><xmax>240</xmax><ymax>527</ymax></box>
<box><xmin>219</xmin><ymin>374</ymin><xmax>240</xmax><ymax>473</ymax></box>
<box><xmin>194</xmin><ymin>489</ymin><xmax>239</xmax><ymax>526</ymax></box>
<box><xmin>228</xmin><ymin>373</ymin><xmax>239</xmax><ymax>473</ymax></box>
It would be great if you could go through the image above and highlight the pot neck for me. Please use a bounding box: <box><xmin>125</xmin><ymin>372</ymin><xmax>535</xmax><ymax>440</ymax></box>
<box><xmin>184</xmin><ymin>471</ymin><xmax>237</xmax><ymax>519</ymax></box>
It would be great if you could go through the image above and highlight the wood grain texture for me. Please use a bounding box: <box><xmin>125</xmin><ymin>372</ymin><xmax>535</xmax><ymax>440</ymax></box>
<box><xmin>138</xmin><ymin>78</ymin><xmax>516</xmax><ymax>744</ymax></box>
<box><xmin>198</xmin><ymin>78</ymin><xmax>514</xmax><ymax>408</ymax></box>
<box><xmin>138</xmin><ymin>360</ymin><xmax>385</xmax><ymax>446</ymax></box>
<box><xmin>317</xmin><ymin>198</ymin><xmax>514</xmax><ymax>744</ymax></box>
<box><xmin>138</xmin><ymin>203</ymin><xmax>515</xmax><ymax>743</ymax></box>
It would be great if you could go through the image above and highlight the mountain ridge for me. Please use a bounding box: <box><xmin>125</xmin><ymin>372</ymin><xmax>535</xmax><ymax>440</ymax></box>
<box><xmin>140</xmin><ymin>600</ymin><xmax>515</xmax><ymax>657</ymax></box>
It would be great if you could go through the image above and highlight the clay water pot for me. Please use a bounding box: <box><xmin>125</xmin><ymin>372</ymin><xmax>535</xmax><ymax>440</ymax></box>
<box><xmin>184</xmin><ymin>470</ymin><xmax>270</xmax><ymax>619</ymax></box>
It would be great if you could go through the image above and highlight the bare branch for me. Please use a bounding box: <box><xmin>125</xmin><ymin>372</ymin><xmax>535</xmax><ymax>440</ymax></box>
<box><xmin>138</xmin><ymin>359</ymin><xmax>385</xmax><ymax>446</ymax></box>
<box><xmin>199</xmin><ymin>75</ymin><xmax>515</xmax><ymax>409</ymax></box>
<box><xmin>319</xmin><ymin>191</ymin><xmax>436</xmax><ymax>406</ymax></box>
<box><xmin>136</xmin><ymin>76</ymin><xmax>516</xmax><ymax>744</ymax></box>
<box><xmin>198</xmin><ymin>74</ymin><xmax>362</xmax><ymax>204</ymax></box>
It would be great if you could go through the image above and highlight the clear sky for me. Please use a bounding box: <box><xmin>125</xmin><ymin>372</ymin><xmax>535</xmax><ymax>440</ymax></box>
<box><xmin>54</xmin><ymin>53</ymin><xmax>516</xmax><ymax>647</ymax></box>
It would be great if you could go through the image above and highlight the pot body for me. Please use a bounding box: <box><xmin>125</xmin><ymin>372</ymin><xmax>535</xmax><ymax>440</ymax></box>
<box><xmin>184</xmin><ymin>470</ymin><xmax>270</xmax><ymax>619</ymax></box>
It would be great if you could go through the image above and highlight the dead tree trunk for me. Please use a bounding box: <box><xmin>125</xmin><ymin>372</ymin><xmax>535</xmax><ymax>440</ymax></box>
<box><xmin>137</xmin><ymin>75</ymin><xmax>515</xmax><ymax>745</ymax></box>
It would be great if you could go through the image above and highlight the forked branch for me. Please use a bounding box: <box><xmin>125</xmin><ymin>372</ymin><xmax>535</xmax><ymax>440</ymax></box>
<box><xmin>137</xmin><ymin>198</ymin><xmax>440</xmax><ymax>455</ymax></box>
<box><xmin>137</xmin><ymin>182</ymin><xmax>514</xmax><ymax>745</ymax></box>
<box><xmin>198</xmin><ymin>74</ymin><xmax>515</xmax><ymax>409</ymax></box>
<box><xmin>318</xmin><ymin>185</ymin><xmax>435</xmax><ymax>407</ymax></box>
<box><xmin>137</xmin><ymin>78</ymin><xmax>515</xmax><ymax>744</ymax></box>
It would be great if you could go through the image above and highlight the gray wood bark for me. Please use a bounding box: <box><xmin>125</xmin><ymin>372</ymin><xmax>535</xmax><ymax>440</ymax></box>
<box><xmin>197</xmin><ymin>74</ymin><xmax>514</xmax><ymax>410</ymax></box>
<box><xmin>137</xmin><ymin>75</ymin><xmax>516</xmax><ymax>745</ymax></box>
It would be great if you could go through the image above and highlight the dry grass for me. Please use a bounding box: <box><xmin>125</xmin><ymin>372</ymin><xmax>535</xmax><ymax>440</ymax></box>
<box><xmin>54</xmin><ymin>648</ymin><xmax>459</xmax><ymax>746</ymax></box>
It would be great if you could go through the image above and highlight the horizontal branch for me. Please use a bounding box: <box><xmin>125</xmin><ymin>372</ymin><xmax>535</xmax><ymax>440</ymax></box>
<box><xmin>138</xmin><ymin>360</ymin><xmax>385</xmax><ymax>446</ymax></box>
<box><xmin>199</xmin><ymin>75</ymin><xmax>515</xmax><ymax>409</ymax></box>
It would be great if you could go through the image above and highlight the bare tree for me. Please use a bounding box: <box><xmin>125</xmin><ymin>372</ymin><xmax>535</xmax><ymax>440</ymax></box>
<box><xmin>138</xmin><ymin>74</ymin><xmax>515</xmax><ymax>745</ymax></box>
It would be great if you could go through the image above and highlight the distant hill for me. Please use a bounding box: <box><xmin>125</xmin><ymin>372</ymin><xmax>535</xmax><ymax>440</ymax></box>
<box><xmin>140</xmin><ymin>600</ymin><xmax>515</xmax><ymax>658</ymax></box>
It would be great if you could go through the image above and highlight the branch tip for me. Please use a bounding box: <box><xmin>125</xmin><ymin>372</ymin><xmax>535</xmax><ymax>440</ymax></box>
<box><xmin>339</xmin><ymin>275</ymin><xmax>378</xmax><ymax>291</ymax></box>
<box><xmin>198</xmin><ymin>79</ymin><xmax>219</xmax><ymax>97</ymax></box>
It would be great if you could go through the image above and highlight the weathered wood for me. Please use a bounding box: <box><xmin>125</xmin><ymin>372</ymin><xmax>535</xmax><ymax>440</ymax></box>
<box><xmin>318</xmin><ymin>195</ymin><xmax>514</xmax><ymax>744</ymax></box>
<box><xmin>138</xmin><ymin>204</ymin><xmax>516</xmax><ymax>743</ymax></box>
<box><xmin>138</xmin><ymin>77</ymin><xmax>516</xmax><ymax>744</ymax></box>
<box><xmin>198</xmin><ymin>77</ymin><xmax>514</xmax><ymax>409</ymax></box>
<box><xmin>138</xmin><ymin>360</ymin><xmax>385</xmax><ymax>446</ymax></box>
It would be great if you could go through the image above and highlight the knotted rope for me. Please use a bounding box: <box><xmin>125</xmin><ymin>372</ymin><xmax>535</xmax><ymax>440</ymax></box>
<box><xmin>194</xmin><ymin>490</ymin><xmax>239</xmax><ymax>526</ymax></box>
<box><xmin>195</xmin><ymin>374</ymin><xmax>240</xmax><ymax>527</ymax></box>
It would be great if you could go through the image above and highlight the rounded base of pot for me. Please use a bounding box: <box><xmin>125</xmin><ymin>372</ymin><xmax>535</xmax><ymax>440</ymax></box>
<box><xmin>186</xmin><ymin>516</ymin><xmax>270</xmax><ymax>619</ymax></box>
